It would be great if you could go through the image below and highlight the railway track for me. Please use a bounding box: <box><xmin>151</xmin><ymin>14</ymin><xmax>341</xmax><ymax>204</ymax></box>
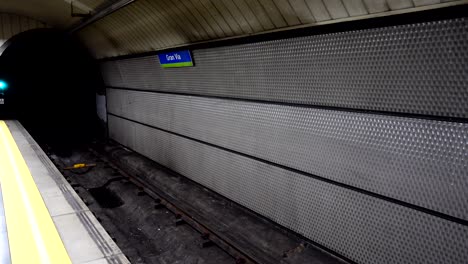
<box><xmin>47</xmin><ymin>142</ymin><xmax>348</xmax><ymax>264</ymax></box>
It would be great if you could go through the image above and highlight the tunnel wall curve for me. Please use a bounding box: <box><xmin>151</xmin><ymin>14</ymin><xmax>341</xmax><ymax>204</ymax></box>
<box><xmin>0</xmin><ymin>13</ymin><xmax>48</xmax><ymax>54</ymax></box>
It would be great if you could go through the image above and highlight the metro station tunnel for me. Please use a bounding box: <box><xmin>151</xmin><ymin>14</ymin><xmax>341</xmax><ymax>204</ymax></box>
<box><xmin>0</xmin><ymin>1</ymin><xmax>467</xmax><ymax>264</ymax></box>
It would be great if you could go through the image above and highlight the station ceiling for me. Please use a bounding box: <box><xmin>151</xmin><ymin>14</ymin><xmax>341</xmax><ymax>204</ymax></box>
<box><xmin>1</xmin><ymin>0</ymin><xmax>467</xmax><ymax>58</ymax></box>
<box><xmin>0</xmin><ymin>0</ymin><xmax>114</xmax><ymax>27</ymax></box>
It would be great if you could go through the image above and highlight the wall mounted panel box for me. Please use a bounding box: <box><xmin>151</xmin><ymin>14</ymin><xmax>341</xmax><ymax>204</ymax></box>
<box><xmin>158</xmin><ymin>50</ymin><xmax>193</xmax><ymax>68</ymax></box>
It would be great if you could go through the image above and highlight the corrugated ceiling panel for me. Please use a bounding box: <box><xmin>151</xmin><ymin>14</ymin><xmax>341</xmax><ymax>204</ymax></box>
<box><xmin>323</xmin><ymin>0</ymin><xmax>349</xmax><ymax>19</ymax></box>
<box><xmin>231</xmin><ymin>0</ymin><xmax>264</xmax><ymax>32</ymax></box>
<box><xmin>288</xmin><ymin>0</ymin><xmax>316</xmax><ymax>23</ymax></box>
<box><xmin>199</xmin><ymin>0</ymin><xmax>235</xmax><ymax>36</ymax></box>
<box><xmin>210</xmin><ymin>0</ymin><xmax>244</xmax><ymax>35</ymax></box>
<box><xmin>0</xmin><ymin>0</ymin><xmax>112</xmax><ymax>28</ymax></box>
<box><xmin>387</xmin><ymin>0</ymin><xmax>414</xmax><ymax>9</ymax></box>
<box><xmin>246</xmin><ymin>0</ymin><xmax>277</xmax><ymax>30</ymax></box>
<box><xmin>342</xmin><ymin>0</ymin><xmax>369</xmax><ymax>16</ymax></box>
<box><xmin>257</xmin><ymin>0</ymin><xmax>288</xmax><ymax>28</ymax></box>
<box><xmin>0</xmin><ymin>13</ymin><xmax>47</xmax><ymax>48</ymax></box>
<box><xmin>414</xmin><ymin>0</ymin><xmax>442</xmax><ymax>6</ymax></box>
<box><xmin>157</xmin><ymin>0</ymin><xmax>200</xmax><ymax>41</ymax></box>
<box><xmin>77</xmin><ymin>0</ymin><xmax>468</xmax><ymax>58</ymax></box>
<box><xmin>306</xmin><ymin>0</ymin><xmax>333</xmax><ymax>21</ymax></box>
<box><xmin>273</xmin><ymin>0</ymin><xmax>302</xmax><ymax>26</ymax></box>
<box><xmin>79</xmin><ymin>0</ymin><xmax>118</xmax><ymax>10</ymax></box>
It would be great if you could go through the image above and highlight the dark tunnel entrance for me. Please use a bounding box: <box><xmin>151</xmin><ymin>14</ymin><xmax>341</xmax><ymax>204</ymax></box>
<box><xmin>0</xmin><ymin>29</ymin><xmax>101</xmax><ymax>153</ymax></box>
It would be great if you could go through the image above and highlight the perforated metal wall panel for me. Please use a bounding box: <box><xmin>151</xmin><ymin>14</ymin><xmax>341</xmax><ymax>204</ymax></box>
<box><xmin>101</xmin><ymin>17</ymin><xmax>468</xmax><ymax>118</ymax></box>
<box><xmin>103</xmin><ymin>16</ymin><xmax>468</xmax><ymax>263</ymax></box>
<box><xmin>107</xmin><ymin>88</ymin><xmax>468</xmax><ymax>220</ymax></box>
<box><xmin>108</xmin><ymin>115</ymin><xmax>468</xmax><ymax>264</ymax></box>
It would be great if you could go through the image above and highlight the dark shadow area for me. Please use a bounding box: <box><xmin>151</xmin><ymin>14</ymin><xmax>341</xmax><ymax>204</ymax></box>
<box><xmin>88</xmin><ymin>186</ymin><xmax>124</xmax><ymax>209</ymax></box>
<box><xmin>0</xmin><ymin>29</ymin><xmax>101</xmax><ymax>154</ymax></box>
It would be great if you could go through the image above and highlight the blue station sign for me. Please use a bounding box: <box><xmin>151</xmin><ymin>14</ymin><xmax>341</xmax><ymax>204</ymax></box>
<box><xmin>158</xmin><ymin>50</ymin><xmax>193</xmax><ymax>68</ymax></box>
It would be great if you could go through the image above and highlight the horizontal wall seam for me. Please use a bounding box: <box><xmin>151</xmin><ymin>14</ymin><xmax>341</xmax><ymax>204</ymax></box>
<box><xmin>108</xmin><ymin>138</ymin><xmax>358</xmax><ymax>264</ymax></box>
<box><xmin>106</xmin><ymin>86</ymin><xmax>468</xmax><ymax>124</ymax></box>
<box><xmin>107</xmin><ymin>113</ymin><xmax>468</xmax><ymax>227</ymax></box>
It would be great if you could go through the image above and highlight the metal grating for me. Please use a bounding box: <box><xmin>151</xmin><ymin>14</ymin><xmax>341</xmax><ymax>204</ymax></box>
<box><xmin>101</xmin><ymin>17</ymin><xmax>468</xmax><ymax>118</ymax></box>
<box><xmin>108</xmin><ymin>115</ymin><xmax>468</xmax><ymax>264</ymax></box>
<box><xmin>107</xmin><ymin>88</ymin><xmax>468</xmax><ymax>220</ymax></box>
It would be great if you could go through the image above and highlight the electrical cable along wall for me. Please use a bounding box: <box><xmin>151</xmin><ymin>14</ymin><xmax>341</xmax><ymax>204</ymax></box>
<box><xmin>101</xmin><ymin>17</ymin><xmax>468</xmax><ymax>264</ymax></box>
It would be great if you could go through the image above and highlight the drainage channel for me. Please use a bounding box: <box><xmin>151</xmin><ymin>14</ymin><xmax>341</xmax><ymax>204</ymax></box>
<box><xmin>48</xmin><ymin>147</ymin><xmax>237</xmax><ymax>264</ymax></box>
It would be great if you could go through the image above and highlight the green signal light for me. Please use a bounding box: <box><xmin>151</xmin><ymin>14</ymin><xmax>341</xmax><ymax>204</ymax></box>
<box><xmin>0</xmin><ymin>80</ymin><xmax>8</xmax><ymax>91</ymax></box>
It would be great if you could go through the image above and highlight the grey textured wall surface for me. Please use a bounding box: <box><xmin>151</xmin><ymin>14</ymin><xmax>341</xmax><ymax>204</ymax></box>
<box><xmin>102</xmin><ymin>17</ymin><xmax>468</xmax><ymax>264</ymax></box>
<box><xmin>107</xmin><ymin>89</ymin><xmax>468</xmax><ymax>220</ymax></box>
<box><xmin>101</xmin><ymin>18</ymin><xmax>468</xmax><ymax>118</ymax></box>
<box><xmin>108</xmin><ymin>115</ymin><xmax>468</xmax><ymax>264</ymax></box>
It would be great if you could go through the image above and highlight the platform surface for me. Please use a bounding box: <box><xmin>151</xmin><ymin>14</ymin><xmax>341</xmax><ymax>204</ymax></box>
<box><xmin>0</xmin><ymin>120</ymin><xmax>129</xmax><ymax>264</ymax></box>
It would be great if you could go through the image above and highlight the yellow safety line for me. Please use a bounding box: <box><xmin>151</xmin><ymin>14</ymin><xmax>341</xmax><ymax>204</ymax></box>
<box><xmin>0</xmin><ymin>121</ymin><xmax>71</xmax><ymax>264</ymax></box>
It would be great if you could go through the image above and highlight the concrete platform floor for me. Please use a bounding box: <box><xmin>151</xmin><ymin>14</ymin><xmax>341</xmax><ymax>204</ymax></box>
<box><xmin>2</xmin><ymin>121</ymin><xmax>129</xmax><ymax>264</ymax></box>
